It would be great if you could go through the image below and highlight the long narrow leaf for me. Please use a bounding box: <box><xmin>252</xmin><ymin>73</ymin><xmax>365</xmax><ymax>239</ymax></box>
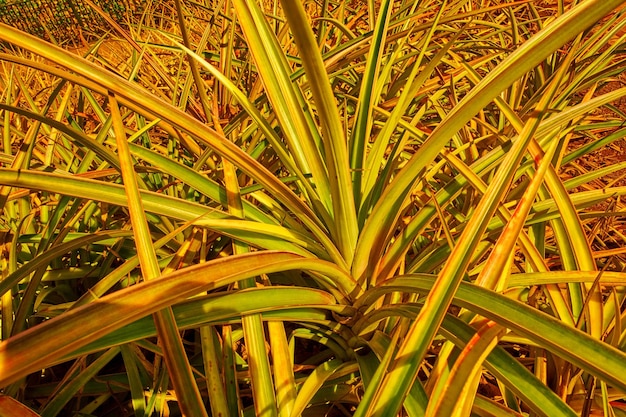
<box><xmin>0</xmin><ymin>251</ymin><xmax>354</xmax><ymax>386</ymax></box>
<box><xmin>279</xmin><ymin>0</ymin><xmax>358</xmax><ymax>264</ymax></box>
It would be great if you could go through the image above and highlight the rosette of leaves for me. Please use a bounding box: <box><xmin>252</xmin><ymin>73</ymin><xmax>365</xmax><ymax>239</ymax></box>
<box><xmin>1</xmin><ymin>0</ymin><xmax>626</xmax><ymax>416</ymax></box>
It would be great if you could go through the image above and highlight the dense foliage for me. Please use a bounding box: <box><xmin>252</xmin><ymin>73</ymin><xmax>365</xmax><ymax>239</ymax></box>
<box><xmin>1</xmin><ymin>0</ymin><xmax>626</xmax><ymax>416</ymax></box>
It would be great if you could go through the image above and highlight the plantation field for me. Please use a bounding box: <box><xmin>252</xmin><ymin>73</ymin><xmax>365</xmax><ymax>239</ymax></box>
<box><xmin>1</xmin><ymin>0</ymin><xmax>626</xmax><ymax>416</ymax></box>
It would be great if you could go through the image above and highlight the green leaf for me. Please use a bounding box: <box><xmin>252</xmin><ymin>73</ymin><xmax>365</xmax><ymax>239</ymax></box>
<box><xmin>0</xmin><ymin>252</ymin><xmax>353</xmax><ymax>386</ymax></box>
<box><xmin>291</xmin><ymin>359</ymin><xmax>351</xmax><ymax>417</ymax></box>
<box><xmin>120</xmin><ymin>345</ymin><xmax>147</xmax><ymax>417</ymax></box>
<box><xmin>425</xmin><ymin>321</ymin><xmax>505</xmax><ymax>417</ymax></box>
<box><xmin>40</xmin><ymin>348</ymin><xmax>120</xmax><ymax>417</ymax></box>
<box><xmin>0</xmin><ymin>169</ymin><xmax>325</xmax><ymax>258</ymax></box>
<box><xmin>279</xmin><ymin>0</ymin><xmax>358</xmax><ymax>264</ymax></box>
<box><xmin>230</xmin><ymin>0</ymin><xmax>333</xmax><ymax>220</ymax></box>
<box><xmin>110</xmin><ymin>93</ymin><xmax>208</xmax><ymax>417</ymax></box>
<box><xmin>371</xmin><ymin>275</ymin><xmax>626</xmax><ymax>393</ymax></box>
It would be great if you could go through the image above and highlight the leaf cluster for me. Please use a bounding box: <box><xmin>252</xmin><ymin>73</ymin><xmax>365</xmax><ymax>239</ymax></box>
<box><xmin>1</xmin><ymin>0</ymin><xmax>626</xmax><ymax>416</ymax></box>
